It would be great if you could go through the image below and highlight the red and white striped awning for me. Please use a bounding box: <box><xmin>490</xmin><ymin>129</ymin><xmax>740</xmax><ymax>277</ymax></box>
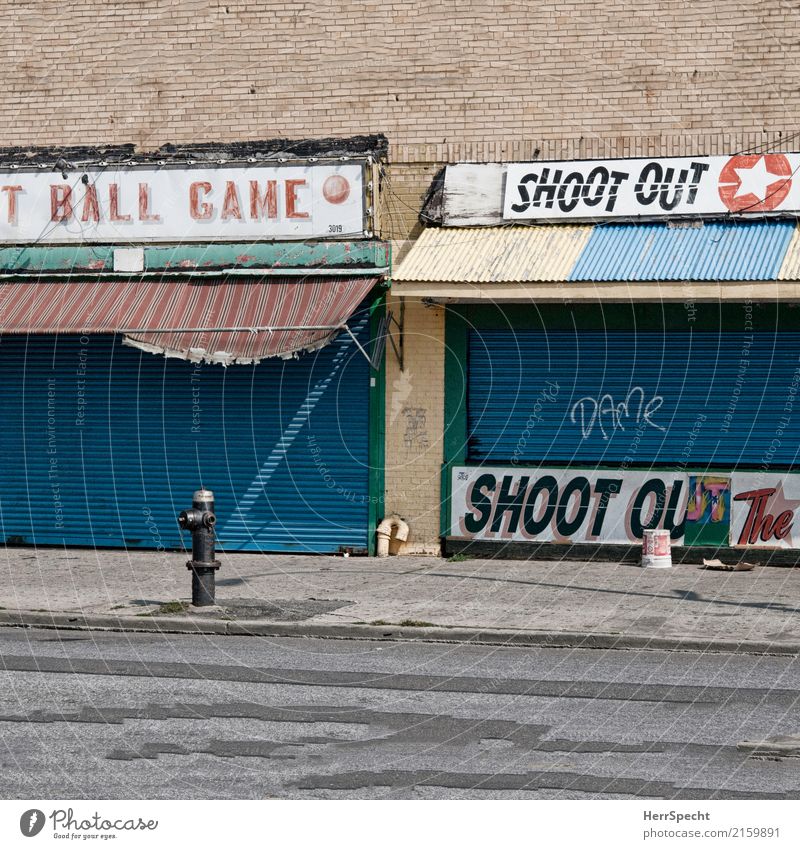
<box><xmin>0</xmin><ymin>276</ymin><xmax>377</xmax><ymax>365</ymax></box>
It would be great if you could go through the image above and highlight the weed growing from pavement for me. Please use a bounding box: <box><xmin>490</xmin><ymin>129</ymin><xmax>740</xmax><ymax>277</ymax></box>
<box><xmin>136</xmin><ymin>601</ymin><xmax>189</xmax><ymax>616</ymax></box>
<box><xmin>447</xmin><ymin>553</ymin><xmax>471</xmax><ymax>563</ymax></box>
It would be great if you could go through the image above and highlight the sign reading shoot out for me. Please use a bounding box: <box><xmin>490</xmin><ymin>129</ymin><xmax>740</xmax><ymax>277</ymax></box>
<box><xmin>503</xmin><ymin>153</ymin><xmax>799</xmax><ymax>221</ymax></box>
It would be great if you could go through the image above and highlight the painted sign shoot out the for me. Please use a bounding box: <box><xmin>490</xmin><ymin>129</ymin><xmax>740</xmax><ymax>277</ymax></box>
<box><xmin>451</xmin><ymin>467</ymin><xmax>800</xmax><ymax>549</ymax></box>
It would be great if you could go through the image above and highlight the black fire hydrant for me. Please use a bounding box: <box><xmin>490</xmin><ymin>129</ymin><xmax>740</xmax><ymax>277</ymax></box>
<box><xmin>177</xmin><ymin>489</ymin><xmax>221</xmax><ymax>607</ymax></box>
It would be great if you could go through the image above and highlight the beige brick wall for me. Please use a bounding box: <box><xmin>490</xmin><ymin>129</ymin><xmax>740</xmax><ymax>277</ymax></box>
<box><xmin>383</xmin><ymin>293</ymin><xmax>445</xmax><ymax>554</ymax></box>
<box><xmin>1</xmin><ymin>2</ymin><xmax>797</xmax><ymax>180</ymax></box>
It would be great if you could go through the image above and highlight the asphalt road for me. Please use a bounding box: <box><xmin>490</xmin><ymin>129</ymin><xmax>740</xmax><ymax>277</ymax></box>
<box><xmin>0</xmin><ymin>628</ymin><xmax>799</xmax><ymax>800</ymax></box>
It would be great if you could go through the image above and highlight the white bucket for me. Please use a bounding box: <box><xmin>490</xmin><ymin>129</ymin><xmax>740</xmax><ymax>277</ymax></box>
<box><xmin>641</xmin><ymin>529</ymin><xmax>672</xmax><ymax>568</ymax></box>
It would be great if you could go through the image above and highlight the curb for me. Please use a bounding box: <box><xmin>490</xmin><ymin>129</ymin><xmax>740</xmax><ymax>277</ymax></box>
<box><xmin>0</xmin><ymin>609</ymin><xmax>798</xmax><ymax>655</ymax></box>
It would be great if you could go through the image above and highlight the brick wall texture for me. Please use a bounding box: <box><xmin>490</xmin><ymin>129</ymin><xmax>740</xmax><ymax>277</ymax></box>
<box><xmin>3</xmin><ymin>0</ymin><xmax>798</xmax><ymax>551</ymax></box>
<box><xmin>383</xmin><ymin>294</ymin><xmax>445</xmax><ymax>553</ymax></box>
<box><xmin>2</xmin><ymin>2</ymin><xmax>797</xmax><ymax>158</ymax></box>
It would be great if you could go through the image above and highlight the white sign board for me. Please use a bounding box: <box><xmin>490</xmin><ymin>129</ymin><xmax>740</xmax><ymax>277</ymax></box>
<box><xmin>502</xmin><ymin>153</ymin><xmax>800</xmax><ymax>221</ymax></box>
<box><xmin>450</xmin><ymin>466</ymin><xmax>800</xmax><ymax>548</ymax></box>
<box><xmin>450</xmin><ymin>466</ymin><xmax>688</xmax><ymax>545</ymax></box>
<box><xmin>0</xmin><ymin>163</ymin><xmax>365</xmax><ymax>243</ymax></box>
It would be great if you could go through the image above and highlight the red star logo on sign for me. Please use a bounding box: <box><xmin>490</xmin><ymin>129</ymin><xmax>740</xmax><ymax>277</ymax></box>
<box><xmin>718</xmin><ymin>154</ymin><xmax>792</xmax><ymax>212</ymax></box>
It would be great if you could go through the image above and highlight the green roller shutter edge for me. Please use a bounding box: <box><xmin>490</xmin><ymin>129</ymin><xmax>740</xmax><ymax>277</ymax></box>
<box><xmin>368</xmin><ymin>289</ymin><xmax>387</xmax><ymax>555</ymax></box>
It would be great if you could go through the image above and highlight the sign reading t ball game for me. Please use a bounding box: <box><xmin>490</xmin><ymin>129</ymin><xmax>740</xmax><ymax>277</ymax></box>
<box><xmin>0</xmin><ymin>163</ymin><xmax>366</xmax><ymax>243</ymax></box>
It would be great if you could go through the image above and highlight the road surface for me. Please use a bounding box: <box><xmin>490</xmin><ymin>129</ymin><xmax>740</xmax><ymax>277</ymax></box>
<box><xmin>0</xmin><ymin>628</ymin><xmax>798</xmax><ymax>799</ymax></box>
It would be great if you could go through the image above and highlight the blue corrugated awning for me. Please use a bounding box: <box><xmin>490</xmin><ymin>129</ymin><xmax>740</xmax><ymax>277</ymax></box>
<box><xmin>568</xmin><ymin>221</ymin><xmax>796</xmax><ymax>281</ymax></box>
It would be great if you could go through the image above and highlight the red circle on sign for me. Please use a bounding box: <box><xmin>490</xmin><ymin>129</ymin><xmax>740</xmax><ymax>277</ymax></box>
<box><xmin>718</xmin><ymin>154</ymin><xmax>792</xmax><ymax>212</ymax></box>
<box><xmin>322</xmin><ymin>174</ymin><xmax>350</xmax><ymax>205</ymax></box>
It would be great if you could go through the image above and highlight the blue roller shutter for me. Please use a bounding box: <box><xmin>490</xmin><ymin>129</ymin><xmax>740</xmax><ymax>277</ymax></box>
<box><xmin>0</xmin><ymin>310</ymin><xmax>371</xmax><ymax>552</ymax></box>
<box><xmin>467</xmin><ymin>328</ymin><xmax>800</xmax><ymax>468</ymax></box>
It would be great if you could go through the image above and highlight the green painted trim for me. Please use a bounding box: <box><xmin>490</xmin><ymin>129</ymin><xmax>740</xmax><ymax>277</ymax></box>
<box><xmin>0</xmin><ymin>240</ymin><xmax>391</xmax><ymax>274</ymax></box>
<box><xmin>0</xmin><ymin>245</ymin><xmax>113</xmax><ymax>272</ymax></box>
<box><xmin>441</xmin><ymin>306</ymin><xmax>469</xmax><ymax>536</ymax></box>
<box><xmin>443</xmin><ymin>306</ymin><xmax>468</xmax><ymax>463</ymax></box>
<box><xmin>453</xmin><ymin>302</ymin><xmax>792</xmax><ymax>332</ymax></box>
<box><xmin>440</xmin><ymin>463</ymin><xmax>452</xmax><ymax>539</ymax></box>
<box><xmin>448</xmin><ymin>461</ymin><xmax>800</xmax><ymax>473</ymax></box>
<box><xmin>367</xmin><ymin>289</ymin><xmax>387</xmax><ymax>555</ymax></box>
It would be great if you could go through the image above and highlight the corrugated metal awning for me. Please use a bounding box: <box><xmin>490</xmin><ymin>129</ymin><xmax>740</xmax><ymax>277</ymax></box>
<box><xmin>0</xmin><ymin>276</ymin><xmax>377</xmax><ymax>365</ymax></box>
<box><xmin>778</xmin><ymin>224</ymin><xmax>800</xmax><ymax>279</ymax></box>
<box><xmin>570</xmin><ymin>221</ymin><xmax>796</xmax><ymax>281</ymax></box>
<box><xmin>392</xmin><ymin>225</ymin><xmax>591</xmax><ymax>282</ymax></box>
<box><xmin>392</xmin><ymin>220</ymin><xmax>800</xmax><ymax>300</ymax></box>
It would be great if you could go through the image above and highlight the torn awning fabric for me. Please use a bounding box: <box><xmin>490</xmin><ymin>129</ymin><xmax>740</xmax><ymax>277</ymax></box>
<box><xmin>0</xmin><ymin>276</ymin><xmax>378</xmax><ymax>365</ymax></box>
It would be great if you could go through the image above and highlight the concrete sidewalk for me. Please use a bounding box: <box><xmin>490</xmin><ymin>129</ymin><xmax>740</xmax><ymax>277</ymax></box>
<box><xmin>0</xmin><ymin>546</ymin><xmax>798</xmax><ymax>653</ymax></box>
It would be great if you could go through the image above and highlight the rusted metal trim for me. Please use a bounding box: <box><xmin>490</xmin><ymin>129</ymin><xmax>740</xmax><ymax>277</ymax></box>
<box><xmin>0</xmin><ymin>135</ymin><xmax>388</xmax><ymax>169</ymax></box>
